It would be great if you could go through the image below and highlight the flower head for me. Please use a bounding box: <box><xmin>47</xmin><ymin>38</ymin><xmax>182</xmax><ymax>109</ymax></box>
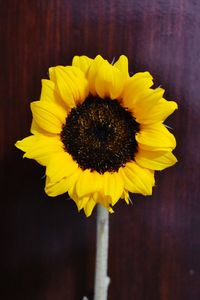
<box><xmin>16</xmin><ymin>55</ymin><xmax>177</xmax><ymax>216</ymax></box>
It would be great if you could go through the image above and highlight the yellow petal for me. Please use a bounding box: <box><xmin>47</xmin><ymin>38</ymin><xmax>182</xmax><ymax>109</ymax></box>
<box><xmin>114</xmin><ymin>55</ymin><xmax>129</xmax><ymax>80</ymax></box>
<box><xmin>119</xmin><ymin>162</ymin><xmax>155</xmax><ymax>195</ymax></box>
<box><xmin>135</xmin><ymin>149</ymin><xmax>177</xmax><ymax>170</ymax></box>
<box><xmin>92</xmin><ymin>191</ymin><xmax>109</xmax><ymax>208</ymax></box>
<box><xmin>131</xmin><ymin>88</ymin><xmax>165</xmax><ymax>120</ymax></box>
<box><xmin>95</xmin><ymin>60</ymin><xmax>125</xmax><ymax>99</ymax></box>
<box><xmin>137</xmin><ymin>98</ymin><xmax>178</xmax><ymax>124</ymax></box>
<box><xmin>121</xmin><ymin>189</ymin><xmax>130</xmax><ymax>204</ymax></box>
<box><xmin>31</xmin><ymin>101</ymin><xmax>67</xmax><ymax>134</ymax></box>
<box><xmin>87</xmin><ymin>55</ymin><xmax>105</xmax><ymax>95</ymax></box>
<box><xmin>91</xmin><ymin>192</ymin><xmax>114</xmax><ymax>213</ymax></box>
<box><xmin>51</xmin><ymin>66</ymin><xmax>89</xmax><ymax>108</ymax></box>
<box><xmin>46</xmin><ymin>152</ymin><xmax>78</xmax><ymax>183</ymax></box>
<box><xmin>65</xmin><ymin>168</ymin><xmax>83</xmax><ymax>199</ymax></box>
<box><xmin>108</xmin><ymin>207</ymin><xmax>114</xmax><ymax>213</ymax></box>
<box><xmin>122</xmin><ymin>72</ymin><xmax>154</xmax><ymax>109</ymax></box>
<box><xmin>48</xmin><ymin>66</ymin><xmax>57</xmax><ymax>82</ymax></box>
<box><xmin>40</xmin><ymin>79</ymin><xmax>64</xmax><ymax>106</ymax></box>
<box><xmin>76</xmin><ymin>170</ymin><xmax>102</xmax><ymax>198</ymax></box>
<box><xmin>103</xmin><ymin>172</ymin><xmax>124</xmax><ymax>206</ymax></box>
<box><xmin>15</xmin><ymin>134</ymin><xmax>63</xmax><ymax>166</ymax></box>
<box><xmin>76</xmin><ymin>195</ymin><xmax>91</xmax><ymax>211</ymax></box>
<box><xmin>136</xmin><ymin>123</ymin><xmax>176</xmax><ymax>151</ymax></box>
<box><xmin>76</xmin><ymin>191</ymin><xmax>114</xmax><ymax>216</ymax></box>
<box><xmin>30</xmin><ymin>119</ymin><xmax>48</xmax><ymax>135</ymax></box>
<box><xmin>72</xmin><ymin>55</ymin><xmax>93</xmax><ymax>76</ymax></box>
<box><xmin>45</xmin><ymin>167</ymin><xmax>82</xmax><ymax>197</ymax></box>
<box><xmin>84</xmin><ymin>197</ymin><xmax>96</xmax><ymax>217</ymax></box>
<box><xmin>45</xmin><ymin>176</ymin><xmax>69</xmax><ymax>197</ymax></box>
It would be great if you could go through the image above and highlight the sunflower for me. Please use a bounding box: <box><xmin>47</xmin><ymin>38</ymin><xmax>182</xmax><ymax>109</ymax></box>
<box><xmin>16</xmin><ymin>55</ymin><xmax>177</xmax><ymax>217</ymax></box>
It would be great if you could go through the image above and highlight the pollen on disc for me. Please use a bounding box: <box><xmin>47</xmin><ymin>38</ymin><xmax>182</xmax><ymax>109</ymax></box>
<box><xmin>61</xmin><ymin>96</ymin><xmax>140</xmax><ymax>174</ymax></box>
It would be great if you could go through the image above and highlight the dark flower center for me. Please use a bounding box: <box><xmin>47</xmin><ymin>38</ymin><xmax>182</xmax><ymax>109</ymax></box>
<box><xmin>61</xmin><ymin>96</ymin><xmax>140</xmax><ymax>173</ymax></box>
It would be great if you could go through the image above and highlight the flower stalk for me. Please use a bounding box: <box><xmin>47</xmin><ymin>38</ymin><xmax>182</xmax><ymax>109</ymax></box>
<box><xmin>94</xmin><ymin>205</ymin><xmax>110</xmax><ymax>300</ymax></box>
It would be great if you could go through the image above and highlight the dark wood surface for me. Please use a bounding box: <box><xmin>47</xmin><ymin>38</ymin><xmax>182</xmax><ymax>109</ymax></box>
<box><xmin>1</xmin><ymin>1</ymin><xmax>200</xmax><ymax>299</ymax></box>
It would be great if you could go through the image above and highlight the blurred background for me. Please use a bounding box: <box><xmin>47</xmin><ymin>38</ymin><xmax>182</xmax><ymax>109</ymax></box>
<box><xmin>1</xmin><ymin>0</ymin><xmax>200</xmax><ymax>299</ymax></box>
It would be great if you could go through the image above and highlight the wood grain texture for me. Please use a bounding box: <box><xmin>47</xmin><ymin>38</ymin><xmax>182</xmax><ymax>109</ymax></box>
<box><xmin>1</xmin><ymin>0</ymin><xmax>200</xmax><ymax>299</ymax></box>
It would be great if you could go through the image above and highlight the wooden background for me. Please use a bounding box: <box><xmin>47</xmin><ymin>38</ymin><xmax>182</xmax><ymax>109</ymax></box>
<box><xmin>1</xmin><ymin>0</ymin><xmax>200</xmax><ymax>299</ymax></box>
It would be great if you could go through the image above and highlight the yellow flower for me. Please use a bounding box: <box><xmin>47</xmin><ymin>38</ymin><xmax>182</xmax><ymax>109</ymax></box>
<box><xmin>16</xmin><ymin>55</ymin><xmax>178</xmax><ymax>217</ymax></box>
